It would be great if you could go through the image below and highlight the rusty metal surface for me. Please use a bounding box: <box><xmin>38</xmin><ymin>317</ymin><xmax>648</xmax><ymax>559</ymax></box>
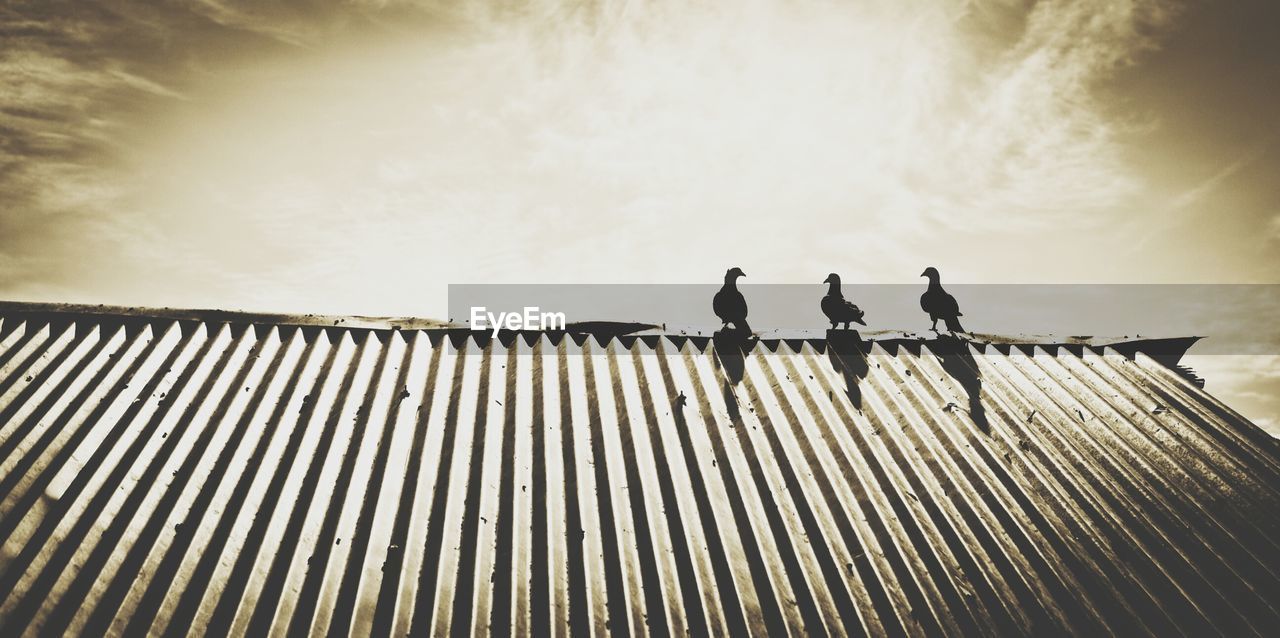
<box><xmin>0</xmin><ymin>311</ymin><xmax>1277</xmax><ymax>636</ymax></box>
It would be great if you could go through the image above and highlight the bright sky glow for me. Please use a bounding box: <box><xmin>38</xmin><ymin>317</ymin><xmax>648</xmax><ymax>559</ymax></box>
<box><xmin>1</xmin><ymin>0</ymin><xmax>1278</xmax><ymax>429</ymax></box>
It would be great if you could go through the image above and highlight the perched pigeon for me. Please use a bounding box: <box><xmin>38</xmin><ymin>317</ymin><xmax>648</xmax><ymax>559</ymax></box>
<box><xmin>920</xmin><ymin>266</ymin><xmax>965</xmax><ymax>332</ymax></box>
<box><xmin>821</xmin><ymin>273</ymin><xmax>866</xmax><ymax>329</ymax></box>
<box><xmin>713</xmin><ymin>267</ymin><xmax>751</xmax><ymax>332</ymax></box>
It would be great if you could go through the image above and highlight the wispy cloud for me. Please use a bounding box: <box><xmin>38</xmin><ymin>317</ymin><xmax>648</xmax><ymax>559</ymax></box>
<box><xmin>1133</xmin><ymin>129</ymin><xmax>1280</xmax><ymax>247</ymax></box>
<box><xmin>1169</xmin><ymin>151</ymin><xmax>1259</xmax><ymax>211</ymax></box>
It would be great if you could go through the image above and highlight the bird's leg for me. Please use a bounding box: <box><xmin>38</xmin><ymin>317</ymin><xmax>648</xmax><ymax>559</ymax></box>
<box><xmin>930</xmin><ymin>318</ymin><xmax>939</xmax><ymax>332</ymax></box>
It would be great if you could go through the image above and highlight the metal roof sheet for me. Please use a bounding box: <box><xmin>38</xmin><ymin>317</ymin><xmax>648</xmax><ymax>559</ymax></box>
<box><xmin>0</xmin><ymin>309</ymin><xmax>1277</xmax><ymax>636</ymax></box>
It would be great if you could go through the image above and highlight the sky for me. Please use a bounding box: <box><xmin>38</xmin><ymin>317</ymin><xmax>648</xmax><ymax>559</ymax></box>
<box><xmin>1</xmin><ymin>0</ymin><xmax>1278</xmax><ymax>430</ymax></box>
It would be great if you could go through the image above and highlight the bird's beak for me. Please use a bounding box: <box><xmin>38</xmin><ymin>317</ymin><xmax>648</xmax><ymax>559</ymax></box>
<box><xmin>919</xmin><ymin>271</ymin><xmax>927</xmax><ymax>277</ymax></box>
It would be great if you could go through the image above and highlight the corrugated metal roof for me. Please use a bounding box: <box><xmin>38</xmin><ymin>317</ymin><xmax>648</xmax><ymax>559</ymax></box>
<box><xmin>0</xmin><ymin>308</ymin><xmax>1277</xmax><ymax>636</ymax></box>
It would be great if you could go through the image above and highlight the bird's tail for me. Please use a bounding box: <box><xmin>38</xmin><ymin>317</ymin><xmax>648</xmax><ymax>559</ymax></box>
<box><xmin>944</xmin><ymin>316</ymin><xmax>965</xmax><ymax>333</ymax></box>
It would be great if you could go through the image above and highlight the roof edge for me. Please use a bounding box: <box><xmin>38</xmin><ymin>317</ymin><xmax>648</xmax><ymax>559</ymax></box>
<box><xmin>0</xmin><ymin>299</ymin><xmax>456</xmax><ymax>331</ymax></box>
<box><xmin>0</xmin><ymin>299</ymin><xmax>1200</xmax><ymax>364</ymax></box>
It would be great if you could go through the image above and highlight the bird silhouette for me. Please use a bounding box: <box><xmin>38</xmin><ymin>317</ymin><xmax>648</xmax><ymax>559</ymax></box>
<box><xmin>821</xmin><ymin>273</ymin><xmax>866</xmax><ymax>329</ymax></box>
<box><xmin>920</xmin><ymin>266</ymin><xmax>965</xmax><ymax>332</ymax></box>
<box><xmin>713</xmin><ymin>267</ymin><xmax>751</xmax><ymax>332</ymax></box>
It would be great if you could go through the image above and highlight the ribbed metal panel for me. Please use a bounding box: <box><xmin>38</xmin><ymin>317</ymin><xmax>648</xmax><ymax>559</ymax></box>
<box><xmin>0</xmin><ymin>313</ymin><xmax>1278</xmax><ymax>636</ymax></box>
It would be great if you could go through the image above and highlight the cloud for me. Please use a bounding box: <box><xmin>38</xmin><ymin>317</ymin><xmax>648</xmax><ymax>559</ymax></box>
<box><xmin>1182</xmin><ymin>353</ymin><xmax>1280</xmax><ymax>436</ymax></box>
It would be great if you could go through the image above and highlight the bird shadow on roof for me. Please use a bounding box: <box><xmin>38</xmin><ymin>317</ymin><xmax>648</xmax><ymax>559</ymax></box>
<box><xmin>932</xmin><ymin>334</ymin><xmax>990</xmax><ymax>434</ymax></box>
<box><xmin>712</xmin><ymin>328</ymin><xmax>755</xmax><ymax>386</ymax></box>
<box><xmin>712</xmin><ymin>328</ymin><xmax>757</xmax><ymax>419</ymax></box>
<box><xmin>825</xmin><ymin>330</ymin><xmax>870</xmax><ymax>411</ymax></box>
